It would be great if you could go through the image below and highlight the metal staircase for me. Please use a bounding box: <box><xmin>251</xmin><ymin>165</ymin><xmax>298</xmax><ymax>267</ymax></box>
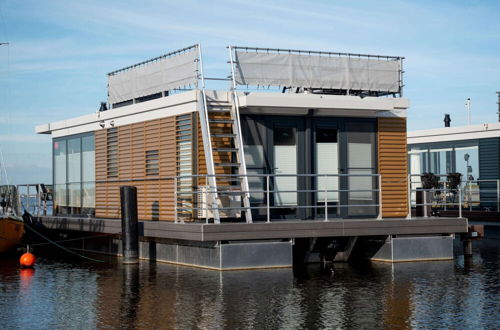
<box><xmin>197</xmin><ymin>45</ymin><xmax>252</xmax><ymax>224</ymax></box>
<box><xmin>197</xmin><ymin>95</ymin><xmax>253</xmax><ymax>223</ymax></box>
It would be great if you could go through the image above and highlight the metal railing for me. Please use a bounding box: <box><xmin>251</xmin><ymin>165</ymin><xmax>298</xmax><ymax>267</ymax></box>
<box><xmin>409</xmin><ymin>174</ymin><xmax>500</xmax><ymax>216</ymax></box>
<box><xmin>174</xmin><ymin>173</ymin><xmax>382</xmax><ymax>223</ymax></box>
<box><xmin>15</xmin><ymin>183</ymin><xmax>53</xmax><ymax>217</ymax></box>
<box><xmin>20</xmin><ymin>173</ymin><xmax>388</xmax><ymax>223</ymax></box>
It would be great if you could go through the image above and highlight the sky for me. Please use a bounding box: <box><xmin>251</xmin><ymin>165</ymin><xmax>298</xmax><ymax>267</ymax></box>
<box><xmin>0</xmin><ymin>0</ymin><xmax>499</xmax><ymax>184</ymax></box>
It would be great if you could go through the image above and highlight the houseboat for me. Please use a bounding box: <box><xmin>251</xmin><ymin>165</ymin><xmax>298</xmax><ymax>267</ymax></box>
<box><xmin>34</xmin><ymin>44</ymin><xmax>466</xmax><ymax>269</ymax></box>
<box><xmin>408</xmin><ymin>109</ymin><xmax>500</xmax><ymax>215</ymax></box>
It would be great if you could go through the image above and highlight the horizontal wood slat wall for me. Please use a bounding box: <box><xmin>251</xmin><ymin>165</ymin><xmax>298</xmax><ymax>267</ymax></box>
<box><xmin>378</xmin><ymin>117</ymin><xmax>409</xmax><ymax>218</ymax></box>
<box><xmin>95</xmin><ymin>115</ymin><xmax>180</xmax><ymax>221</ymax></box>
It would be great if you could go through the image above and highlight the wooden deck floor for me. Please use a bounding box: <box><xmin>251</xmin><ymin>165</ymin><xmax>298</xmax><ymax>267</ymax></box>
<box><xmin>33</xmin><ymin>216</ymin><xmax>468</xmax><ymax>241</ymax></box>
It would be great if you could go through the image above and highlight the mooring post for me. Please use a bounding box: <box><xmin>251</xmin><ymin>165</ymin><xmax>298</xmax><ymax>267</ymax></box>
<box><xmin>120</xmin><ymin>186</ymin><xmax>139</xmax><ymax>264</ymax></box>
<box><xmin>463</xmin><ymin>239</ymin><xmax>473</xmax><ymax>257</ymax></box>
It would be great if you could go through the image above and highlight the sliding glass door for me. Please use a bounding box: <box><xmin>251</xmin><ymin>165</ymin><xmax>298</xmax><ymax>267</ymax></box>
<box><xmin>241</xmin><ymin>115</ymin><xmax>376</xmax><ymax>220</ymax></box>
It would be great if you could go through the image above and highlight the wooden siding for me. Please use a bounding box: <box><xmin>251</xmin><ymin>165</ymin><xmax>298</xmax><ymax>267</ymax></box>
<box><xmin>377</xmin><ymin>117</ymin><xmax>409</xmax><ymax>217</ymax></box>
<box><xmin>95</xmin><ymin>116</ymin><xmax>178</xmax><ymax>221</ymax></box>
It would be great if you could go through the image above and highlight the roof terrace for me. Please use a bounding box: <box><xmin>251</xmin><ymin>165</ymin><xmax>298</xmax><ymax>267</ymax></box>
<box><xmin>106</xmin><ymin>44</ymin><xmax>405</xmax><ymax>110</ymax></box>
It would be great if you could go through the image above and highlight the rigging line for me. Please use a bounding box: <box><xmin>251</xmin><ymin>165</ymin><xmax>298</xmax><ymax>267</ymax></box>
<box><xmin>22</xmin><ymin>219</ymin><xmax>104</xmax><ymax>263</ymax></box>
<box><xmin>30</xmin><ymin>232</ymin><xmax>119</xmax><ymax>247</ymax></box>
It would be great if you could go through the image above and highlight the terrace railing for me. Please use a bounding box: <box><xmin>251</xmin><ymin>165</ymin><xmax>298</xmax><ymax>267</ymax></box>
<box><xmin>26</xmin><ymin>173</ymin><xmax>384</xmax><ymax>222</ymax></box>
<box><xmin>174</xmin><ymin>173</ymin><xmax>383</xmax><ymax>223</ymax></box>
<box><xmin>409</xmin><ymin>174</ymin><xmax>500</xmax><ymax>216</ymax></box>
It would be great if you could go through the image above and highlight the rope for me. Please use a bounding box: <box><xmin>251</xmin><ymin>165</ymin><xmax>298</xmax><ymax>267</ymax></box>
<box><xmin>22</xmin><ymin>221</ymin><xmax>105</xmax><ymax>263</ymax></box>
<box><xmin>30</xmin><ymin>232</ymin><xmax>118</xmax><ymax>247</ymax></box>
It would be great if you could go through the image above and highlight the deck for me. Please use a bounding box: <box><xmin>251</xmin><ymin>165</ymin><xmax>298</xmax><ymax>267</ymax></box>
<box><xmin>33</xmin><ymin>216</ymin><xmax>468</xmax><ymax>241</ymax></box>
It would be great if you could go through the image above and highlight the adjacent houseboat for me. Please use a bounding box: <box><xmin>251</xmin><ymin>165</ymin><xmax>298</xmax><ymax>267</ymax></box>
<box><xmin>408</xmin><ymin>113</ymin><xmax>500</xmax><ymax>214</ymax></box>
<box><xmin>34</xmin><ymin>45</ymin><xmax>466</xmax><ymax>269</ymax></box>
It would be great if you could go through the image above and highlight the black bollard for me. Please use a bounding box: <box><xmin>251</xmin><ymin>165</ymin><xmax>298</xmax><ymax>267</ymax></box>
<box><xmin>120</xmin><ymin>186</ymin><xmax>139</xmax><ymax>264</ymax></box>
<box><xmin>463</xmin><ymin>239</ymin><xmax>473</xmax><ymax>257</ymax></box>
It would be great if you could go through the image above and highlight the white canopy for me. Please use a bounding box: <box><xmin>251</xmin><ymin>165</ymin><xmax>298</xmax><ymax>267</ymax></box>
<box><xmin>234</xmin><ymin>51</ymin><xmax>401</xmax><ymax>93</ymax></box>
<box><xmin>108</xmin><ymin>48</ymin><xmax>198</xmax><ymax>105</ymax></box>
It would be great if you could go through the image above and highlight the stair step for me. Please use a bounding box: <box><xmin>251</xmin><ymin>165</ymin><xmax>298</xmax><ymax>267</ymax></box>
<box><xmin>208</xmin><ymin>108</ymin><xmax>231</xmax><ymax>113</ymax></box>
<box><xmin>211</xmin><ymin>133</ymin><xmax>236</xmax><ymax>138</ymax></box>
<box><xmin>216</xmin><ymin>176</ymin><xmax>241</xmax><ymax>181</ymax></box>
<box><xmin>214</xmin><ymin>163</ymin><xmax>240</xmax><ymax>167</ymax></box>
<box><xmin>207</xmin><ymin>101</ymin><xmax>231</xmax><ymax>106</ymax></box>
<box><xmin>209</xmin><ymin>119</ymin><xmax>234</xmax><ymax>124</ymax></box>
<box><xmin>213</xmin><ymin>148</ymin><xmax>238</xmax><ymax>152</ymax></box>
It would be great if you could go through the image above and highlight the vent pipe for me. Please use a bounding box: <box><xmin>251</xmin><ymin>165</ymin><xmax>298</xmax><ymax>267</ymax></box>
<box><xmin>465</xmin><ymin>98</ymin><xmax>471</xmax><ymax>125</ymax></box>
<box><xmin>444</xmin><ymin>114</ymin><xmax>451</xmax><ymax>127</ymax></box>
<box><xmin>99</xmin><ymin>102</ymin><xmax>108</xmax><ymax>112</ymax></box>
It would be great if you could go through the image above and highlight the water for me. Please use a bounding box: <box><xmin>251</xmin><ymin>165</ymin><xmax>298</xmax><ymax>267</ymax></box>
<box><xmin>1</xmin><ymin>239</ymin><xmax>499</xmax><ymax>329</ymax></box>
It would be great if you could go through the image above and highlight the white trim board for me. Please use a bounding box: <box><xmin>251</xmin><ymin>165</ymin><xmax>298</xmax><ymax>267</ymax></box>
<box><xmin>36</xmin><ymin>91</ymin><xmax>199</xmax><ymax>138</ymax></box>
<box><xmin>408</xmin><ymin>122</ymin><xmax>500</xmax><ymax>144</ymax></box>
<box><xmin>36</xmin><ymin>89</ymin><xmax>410</xmax><ymax>138</ymax></box>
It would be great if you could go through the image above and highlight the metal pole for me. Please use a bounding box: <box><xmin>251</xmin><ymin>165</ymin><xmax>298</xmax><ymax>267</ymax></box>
<box><xmin>324</xmin><ymin>177</ymin><xmax>328</xmax><ymax>221</ymax></box>
<box><xmin>197</xmin><ymin>44</ymin><xmax>220</xmax><ymax>223</ymax></box>
<box><xmin>423</xmin><ymin>190</ymin><xmax>428</xmax><ymax>217</ymax></box>
<box><xmin>266</xmin><ymin>175</ymin><xmax>270</xmax><ymax>223</ymax></box>
<box><xmin>205</xmin><ymin>176</ymin><xmax>208</xmax><ymax>224</ymax></box>
<box><xmin>37</xmin><ymin>184</ymin><xmax>41</xmax><ymax>217</ymax></box>
<box><xmin>228</xmin><ymin>46</ymin><xmax>253</xmax><ymax>224</ymax></box>
<box><xmin>459</xmin><ymin>188</ymin><xmax>462</xmax><ymax>218</ymax></box>
<box><xmin>26</xmin><ymin>185</ymin><xmax>30</xmax><ymax>214</ymax></box>
<box><xmin>466</xmin><ymin>98</ymin><xmax>471</xmax><ymax>125</ymax></box>
<box><xmin>407</xmin><ymin>174</ymin><xmax>411</xmax><ymax>219</ymax></box>
<box><xmin>16</xmin><ymin>185</ymin><xmax>21</xmax><ymax>215</ymax></box>
<box><xmin>174</xmin><ymin>177</ymin><xmax>178</xmax><ymax>223</ymax></box>
<box><xmin>197</xmin><ymin>44</ymin><xmax>206</xmax><ymax>89</ymax></box>
<box><xmin>469</xmin><ymin>181</ymin><xmax>472</xmax><ymax>211</ymax></box>
<box><xmin>378</xmin><ymin>175</ymin><xmax>383</xmax><ymax>220</ymax></box>
<box><xmin>444</xmin><ymin>181</ymin><xmax>447</xmax><ymax>211</ymax></box>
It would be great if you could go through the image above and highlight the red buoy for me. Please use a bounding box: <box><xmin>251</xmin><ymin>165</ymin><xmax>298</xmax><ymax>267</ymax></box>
<box><xmin>20</xmin><ymin>252</ymin><xmax>36</xmax><ymax>268</ymax></box>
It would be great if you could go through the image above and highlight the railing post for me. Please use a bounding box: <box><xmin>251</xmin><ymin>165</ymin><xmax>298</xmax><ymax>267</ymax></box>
<box><xmin>407</xmin><ymin>174</ymin><xmax>412</xmax><ymax>219</ymax></box>
<box><xmin>459</xmin><ymin>187</ymin><xmax>462</xmax><ymax>218</ymax></box>
<box><xmin>444</xmin><ymin>181</ymin><xmax>447</xmax><ymax>211</ymax></box>
<box><xmin>378</xmin><ymin>174</ymin><xmax>383</xmax><ymax>220</ymax></box>
<box><xmin>205</xmin><ymin>176</ymin><xmax>209</xmax><ymax>224</ymax></box>
<box><xmin>324</xmin><ymin>177</ymin><xmax>328</xmax><ymax>221</ymax></box>
<box><xmin>26</xmin><ymin>185</ymin><xmax>30</xmax><ymax>214</ymax></box>
<box><xmin>174</xmin><ymin>177</ymin><xmax>178</xmax><ymax>224</ymax></box>
<box><xmin>469</xmin><ymin>181</ymin><xmax>472</xmax><ymax>211</ymax></box>
<box><xmin>16</xmin><ymin>185</ymin><xmax>21</xmax><ymax>215</ymax></box>
<box><xmin>37</xmin><ymin>184</ymin><xmax>41</xmax><ymax>217</ymax></box>
<box><xmin>266</xmin><ymin>175</ymin><xmax>270</xmax><ymax>223</ymax></box>
<box><xmin>423</xmin><ymin>190</ymin><xmax>428</xmax><ymax>218</ymax></box>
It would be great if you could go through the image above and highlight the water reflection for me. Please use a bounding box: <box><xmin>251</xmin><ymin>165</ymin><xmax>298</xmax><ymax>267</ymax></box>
<box><xmin>1</xmin><ymin>239</ymin><xmax>499</xmax><ymax>329</ymax></box>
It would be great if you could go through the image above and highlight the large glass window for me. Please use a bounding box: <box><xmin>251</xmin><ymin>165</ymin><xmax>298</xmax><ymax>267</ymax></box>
<box><xmin>82</xmin><ymin>135</ymin><xmax>95</xmax><ymax>213</ymax></box>
<box><xmin>429</xmin><ymin>147</ymin><xmax>452</xmax><ymax>175</ymax></box>
<box><xmin>346</xmin><ymin>122</ymin><xmax>377</xmax><ymax>217</ymax></box>
<box><xmin>316</xmin><ymin>128</ymin><xmax>339</xmax><ymax>217</ymax></box>
<box><xmin>68</xmin><ymin>137</ymin><xmax>82</xmax><ymax>213</ymax></box>
<box><xmin>408</xmin><ymin>141</ymin><xmax>479</xmax><ymax>181</ymax></box>
<box><xmin>274</xmin><ymin>126</ymin><xmax>297</xmax><ymax>206</ymax></box>
<box><xmin>53</xmin><ymin>133</ymin><xmax>95</xmax><ymax>216</ymax></box>
<box><xmin>54</xmin><ymin>140</ymin><xmax>67</xmax><ymax>214</ymax></box>
<box><xmin>454</xmin><ymin>143</ymin><xmax>479</xmax><ymax>182</ymax></box>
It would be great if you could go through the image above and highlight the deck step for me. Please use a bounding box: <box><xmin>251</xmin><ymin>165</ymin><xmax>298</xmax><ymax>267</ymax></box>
<box><xmin>209</xmin><ymin>119</ymin><xmax>234</xmax><ymax>124</ymax></box>
<box><xmin>211</xmin><ymin>133</ymin><xmax>236</xmax><ymax>138</ymax></box>
<box><xmin>213</xmin><ymin>148</ymin><xmax>238</xmax><ymax>152</ymax></box>
<box><xmin>214</xmin><ymin>162</ymin><xmax>240</xmax><ymax>167</ymax></box>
